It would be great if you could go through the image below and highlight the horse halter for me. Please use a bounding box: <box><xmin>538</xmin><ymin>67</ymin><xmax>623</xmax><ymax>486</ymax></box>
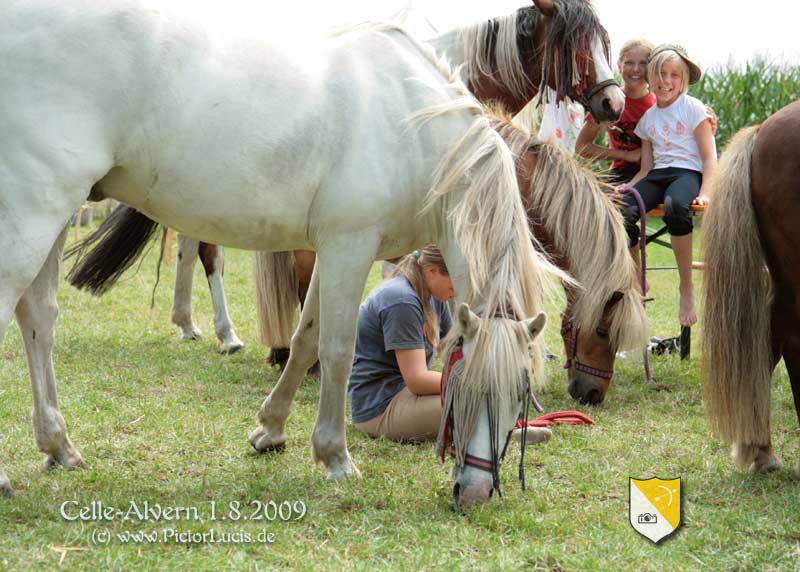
<box><xmin>560</xmin><ymin>314</ymin><xmax>615</xmax><ymax>381</ymax></box>
<box><xmin>575</xmin><ymin>78</ymin><xmax>620</xmax><ymax>110</ymax></box>
<box><xmin>439</xmin><ymin>329</ymin><xmax>544</xmax><ymax>496</ymax></box>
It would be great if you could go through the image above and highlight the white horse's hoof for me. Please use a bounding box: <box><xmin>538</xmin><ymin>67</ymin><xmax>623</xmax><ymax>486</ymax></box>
<box><xmin>0</xmin><ymin>475</ymin><xmax>14</xmax><ymax>498</ymax></box>
<box><xmin>325</xmin><ymin>458</ymin><xmax>361</xmax><ymax>481</ymax></box>
<box><xmin>249</xmin><ymin>426</ymin><xmax>286</xmax><ymax>452</ymax></box>
<box><xmin>180</xmin><ymin>329</ymin><xmax>202</xmax><ymax>341</ymax></box>
<box><xmin>220</xmin><ymin>339</ymin><xmax>245</xmax><ymax>355</ymax></box>
<box><xmin>42</xmin><ymin>441</ymin><xmax>85</xmax><ymax>472</ymax></box>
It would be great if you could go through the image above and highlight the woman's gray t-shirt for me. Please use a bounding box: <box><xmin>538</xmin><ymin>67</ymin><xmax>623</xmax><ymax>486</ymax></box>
<box><xmin>348</xmin><ymin>276</ymin><xmax>452</xmax><ymax>423</ymax></box>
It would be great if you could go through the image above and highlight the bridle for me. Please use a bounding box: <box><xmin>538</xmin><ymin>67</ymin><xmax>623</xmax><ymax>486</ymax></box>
<box><xmin>560</xmin><ymin>314</ymin><xmax>615</xmax><ymax>381</ymax></box>
<box><xmin>575</xmin><ymin>78</ymin><xmax>620</xmax><ymax>110</ymax></box>
<box><xmin>439</xmin><ymin>322</ymin><xmax>544</xmax><ymax>496</ymax></box>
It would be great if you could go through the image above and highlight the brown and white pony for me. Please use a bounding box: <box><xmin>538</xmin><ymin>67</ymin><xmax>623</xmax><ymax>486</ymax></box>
<box><xmin>701</xmin><ymin>100</ymin><xmax>800</xmax><ymax>474</ymax></box>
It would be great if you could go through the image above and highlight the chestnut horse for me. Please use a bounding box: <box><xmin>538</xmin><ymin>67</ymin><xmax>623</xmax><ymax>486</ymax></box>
<box><xmin>702</xmin><ymin>100</ymin><xmax>800</xmax><ymax>474</ymax></box>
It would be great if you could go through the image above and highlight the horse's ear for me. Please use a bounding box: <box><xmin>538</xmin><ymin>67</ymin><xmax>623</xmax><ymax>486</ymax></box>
<box><xmin>457</xmin><ymin>303</ymin><xmax>480</xmax><ymax>338</ymax></box>
<box><xmin>524</xmin><ymin>312</ymin><xmax>547</xmax><ymax>339</ymax></box>
<box><xmin>533</xmin><ymin>0</ymin><xmax>556</xmax><ymax>17</ymax></box>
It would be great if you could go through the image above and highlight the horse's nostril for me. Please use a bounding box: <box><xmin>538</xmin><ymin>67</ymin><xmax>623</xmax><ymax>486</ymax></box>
<box><xmin>583</xmin><ymin>388</ymin><xmax>603</xmax><ymax>405</ymax></box>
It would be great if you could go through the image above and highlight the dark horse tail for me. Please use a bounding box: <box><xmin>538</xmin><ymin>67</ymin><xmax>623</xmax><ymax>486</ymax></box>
<box><xmin>64</xmin><ymin>204</ymin><xmax>160</xmax><ymax>295</ymax></box>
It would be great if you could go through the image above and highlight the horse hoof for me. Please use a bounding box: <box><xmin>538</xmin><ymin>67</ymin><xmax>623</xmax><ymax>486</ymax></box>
<box><xmin>752</xmin><ymin>455</ymin><xmax>782</xmax><ymax>474</ymax></box>
<box><xmin>266</xmin><ymin>348</ymin><xmax>291</xmax><ymax>371</ymax></box>
<box><xmin>220</xmin><ymin>342</ymin><xmax>245</xmax><ymax>355</ymax></box>
<box><xmin>0</xmin><ymin>477</ymin><xmax>14</xmax><ymax>498</ymax></box>
<box><xmin>306</xmin><ymin>361</ymin><xmax>321</xmax><ymax>379</ymax></box>
<box><xmin>248</xmin><ymin>427</ymin><xmax>286</xmax><ymax>452</ymax></box>
<box><xmin>326</xmin><ymin>461</ymin><xmax>361</xmax><ymax>481</ymax></box>
<box><xmin>42</xmin><ymin>447</ymin><xmax>86</xmax><ymax>472</ymax></box>
<box><xmin>181</xmin><ymin>331</ymin><xmax>202</xmax><ymax>341</ymax></box>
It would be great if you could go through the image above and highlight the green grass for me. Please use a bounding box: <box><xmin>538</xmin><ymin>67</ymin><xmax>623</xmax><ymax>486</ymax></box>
<box><xmin>1</xmin><ymin>226</ymin><xmax>799</xmax><ymax>571</ymax></box>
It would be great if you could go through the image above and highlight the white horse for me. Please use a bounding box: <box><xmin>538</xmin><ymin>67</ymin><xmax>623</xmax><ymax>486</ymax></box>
<box><xmin>165</xmin><ymin>0</ymin><xmax>625</xmax><ymax>358</ymax></box>
<box><xmin>1</xmin><ymin>1</ymin><xmax>552</xmax><ymax>507</ymax></box>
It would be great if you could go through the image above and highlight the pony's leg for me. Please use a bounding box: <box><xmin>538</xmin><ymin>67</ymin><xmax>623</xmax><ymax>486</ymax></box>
<box><xmin>249</xmin><ymin>269</ymin><xmax>321</xmax><ymax>451</ymax></box>
<box><xmin>779</xmin><ymin>306</ymin><xmax>800</xmax><ymax>475</ymax></box>
<box><xmin>785</xmin><ymin>347</ymin><xmax>800</xmax><ymax>475</ymax></box>
<box><xmin>733</xmin><ymin>299</ymin><xmax>787</xmax><ymax>473</ymax></box>
<box><xmin>198</xmin><ymin>243</ymin><xmax>244</xmax><ymax>354</ymax></box>
<box><xmin>310</xmin><ymin>239</ymin><xmax>378</xmax><ymax>480</ymax></box>
<box><xmin>14</xmin><ymin>228</ymin><xmax>85</xmax><ymax>473</ymax></box>
<box><xmin>1</xmin><ymin>188</ymin><xmax>87</xmax><ymax>496</ymax></box>
<box><xmin>171</xmin><ymin>234</ymin><xmax>203</xmax><ymax>341</ymax></box>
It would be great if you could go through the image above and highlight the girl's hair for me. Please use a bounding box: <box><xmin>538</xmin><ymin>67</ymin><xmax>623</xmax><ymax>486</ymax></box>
<box><xmin>647</xmin><ymin>50</ymin><xmax>690</xmax><ymax>95</ymax></box>
<box><xmin>618</xmin><ymin>38</ymin><xmax>654</xmax><ymax>64</ymax></box>
<box><xmin>390</xmin><ymin>245</ymin><xmax>449</xmax><ymax>345</ymax></box>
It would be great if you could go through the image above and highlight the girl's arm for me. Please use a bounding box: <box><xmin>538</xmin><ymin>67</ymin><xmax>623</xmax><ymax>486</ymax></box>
<box><xmin>395</xmin><ymin>348</ymin><xmax>442</xmax><ymax>396</ymax></box>
<box><xmin>626</xmin><ymin>139</ymin><xmax>654</xmax><ymax>188</ymax></box>
<box><xmin>694</xmin><ymin>119</ymin><xmax>717</xmax><ymax>205</ymax></box>
<box><xmin>575</xmin><ymin>121</ymin><xmax>639</xmax><ymax>163</ymax></box>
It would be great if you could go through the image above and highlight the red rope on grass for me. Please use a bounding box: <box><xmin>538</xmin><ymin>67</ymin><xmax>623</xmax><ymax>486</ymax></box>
<box><xmin>515</xmin><ymin>410</ymin><xmax>595</xmax><ymax>428</ymax></box>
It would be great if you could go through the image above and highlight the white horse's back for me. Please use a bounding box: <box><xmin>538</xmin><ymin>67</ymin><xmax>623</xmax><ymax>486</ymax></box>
<box><xmin>2</xmin><ymin>2</ymin><xmax>476</xmax><ymax>252</ymax></box>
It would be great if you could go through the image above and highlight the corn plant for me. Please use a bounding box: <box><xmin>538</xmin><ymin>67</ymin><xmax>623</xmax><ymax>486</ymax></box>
<box><xmin>691</xmin><ymin>57</ymin><xmax>800</xmax><ymax>148</ymax></box>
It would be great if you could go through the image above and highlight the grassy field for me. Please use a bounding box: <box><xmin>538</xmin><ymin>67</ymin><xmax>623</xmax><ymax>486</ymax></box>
<box><xmin>1</xmin><ymin>225</ymin><xmax>798</xmax><ymax>571</ymax></box>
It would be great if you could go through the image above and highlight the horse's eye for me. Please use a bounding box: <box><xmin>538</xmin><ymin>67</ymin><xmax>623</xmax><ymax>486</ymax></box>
<box><xmin>596</xmin><ymin>328</ymin><xmax>609</xmax><ymax>339</ymax></box>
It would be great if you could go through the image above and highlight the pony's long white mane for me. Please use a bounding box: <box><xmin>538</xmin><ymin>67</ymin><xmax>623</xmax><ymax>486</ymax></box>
<box><xmin>490</xmin><ymin>112</ymin><xmax>648</xmax><ymax>351</ymax></box>
<box><xmin>343</xmin><ymin>26</ymin><xmax>557</xmax><ymax>463</ymax></box>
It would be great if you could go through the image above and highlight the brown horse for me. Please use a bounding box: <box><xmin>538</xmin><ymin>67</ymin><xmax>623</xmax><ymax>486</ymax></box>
<box><xmin>702</xmin><ymin>100</ymin><xmax>800</xmax><ymax>473</ymax></box>
<box><xmin>256</xmin><ymin>0</ymin><xmax>637</xmax><ymax>404</ymax></box>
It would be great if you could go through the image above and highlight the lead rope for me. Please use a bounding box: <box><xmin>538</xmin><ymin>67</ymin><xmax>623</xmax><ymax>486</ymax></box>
<box><xmin>518</xmin><ymin>375</ymin><xmax>531</xmax><ymax>491</ymax></box>
<box><xmin>486</xmin><ymin>393</ymin><xmax>501</xmax><ymax>496</ymax></box>
<box><xmin>619</xmin><ymin>186</ymin><xmax>654</xmax><ymax>384</ymax></box>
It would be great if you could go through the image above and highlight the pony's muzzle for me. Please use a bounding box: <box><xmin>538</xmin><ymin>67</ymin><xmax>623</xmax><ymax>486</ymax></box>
<box><xmin>452</xmin><ymin>475</ymin><xmax>494</xmax><ymax>510</ymax></box>
<box><xmin>567</xmin><ymin>372</ymin><xmax>609</xmax><ymax>405</ymax></box>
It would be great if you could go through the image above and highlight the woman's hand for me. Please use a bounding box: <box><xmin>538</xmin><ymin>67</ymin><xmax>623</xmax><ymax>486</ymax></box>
<box><xmin>693</xmin><ymin>194</ymin><xmax>710</xmax><ymax>206</ymax></box>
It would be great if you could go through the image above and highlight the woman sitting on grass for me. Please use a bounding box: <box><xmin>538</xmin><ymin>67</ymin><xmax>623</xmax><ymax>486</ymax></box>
<box><xmin>348</xmin><ymin>245</ymin><xmax>550</xmax><ymax>445</ymax></box>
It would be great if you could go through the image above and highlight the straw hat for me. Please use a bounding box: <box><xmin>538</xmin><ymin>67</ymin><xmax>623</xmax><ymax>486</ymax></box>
<box><xmin>648</xmin><ymin>44</ymin><xmax>702</xmax><ymax>84</ymax></box>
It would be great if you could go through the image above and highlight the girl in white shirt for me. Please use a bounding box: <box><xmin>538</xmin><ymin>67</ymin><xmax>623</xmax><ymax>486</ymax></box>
<box><xmin>621</xmin><ymin>44</ymin><xmax>717</xmax><ymax>327</ymax></box>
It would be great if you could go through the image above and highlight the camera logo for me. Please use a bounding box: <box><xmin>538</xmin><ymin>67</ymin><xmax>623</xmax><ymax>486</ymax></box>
<box><xmin>629</xmin><ymin>476</ymin><xmax>681</xmax><ymax>544</ymax></box>
<box><xmin>637</xmin><ymin>513</ymin><xmax>657</xmax><ymax>524</ymax></box>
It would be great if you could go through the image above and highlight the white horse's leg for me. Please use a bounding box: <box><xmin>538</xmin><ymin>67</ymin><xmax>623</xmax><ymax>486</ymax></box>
<box><xmin>14</xmin><ymin>228</ymin><xmax>85</xmax><ymax>473</ymax></box>
<box><xmin>171</xmin><ymin>234</ymin><xmax>203</xmax><ymax>341</ymax></box>
<box><xmin>249</xmin><ymin>269</ymin><xmax>321</xmax><ymax>451</ymax></box>
<box><xmin>198</xmin><ymin>243</ymin><xmax>244</xmax><ymax>354</ymax></box>
<box><xmin>311</xmin><ymin>238</ymin><xmax>379</xmax><ymax>480</ymax></box>
<box><xmin>1</xmin><ymin>183</ymin><xmax>88</xmax><ymax>496</ymax></box>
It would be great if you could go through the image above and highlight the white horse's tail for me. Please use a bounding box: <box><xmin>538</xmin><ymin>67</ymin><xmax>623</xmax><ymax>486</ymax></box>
<box><xmin>701</xmin><ymin>124</ymin><xmax>773</xmax><ymax>466</ymax></box>
<box><xmin>253</xmin><ymin>251</ymin><xmax>299</xmax><ymax>348</ymax></box>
